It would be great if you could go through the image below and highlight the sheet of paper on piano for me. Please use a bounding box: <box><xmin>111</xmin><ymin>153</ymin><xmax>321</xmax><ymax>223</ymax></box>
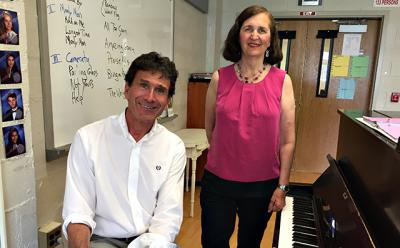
<box><xmin>355</xmin><ymin>117</ymin><xmax>400</xmax><ymax>143</ymax></box>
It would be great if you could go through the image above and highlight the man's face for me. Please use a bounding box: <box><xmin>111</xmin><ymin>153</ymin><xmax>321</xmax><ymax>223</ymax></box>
<box><xmin>10</xmin><ymin>131</ymin><xmax>18</xmax><ymax>144</ymax></box>
<box><xmin>7</xmin><ymin>96</ymin><xmax>16</xmax><ymax>109</ymax></box>
<box><xmin>4</xmin><ymin>15</ymin><xmax>12</xmax><ymax>31</ymax></box>
<box><xmin>124</xmin><ymin>70</ymin><xmax>170</xmax><ymax>125</ymax></box>
<box><xmin>7</xmin><ymin>56</ymin><xmax>14</xmax><ymax>68</ymax></box>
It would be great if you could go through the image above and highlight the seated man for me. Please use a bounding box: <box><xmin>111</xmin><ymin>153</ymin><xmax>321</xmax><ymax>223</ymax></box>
<box><xmin>62</xmin><ymin>52</ymin><xmax>186</xmax><ymax>248</ymax></box>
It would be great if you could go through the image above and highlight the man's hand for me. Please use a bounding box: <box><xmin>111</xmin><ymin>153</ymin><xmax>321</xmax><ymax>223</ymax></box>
<box><xmin>268</xmin><ymin>188</ymin><xmax>286</xmax><ymax>213</ymax></box>
<box><xmin>67</xmin><ymin>223</ymin><xmax>91</xmax><ymax>248</ymax></box>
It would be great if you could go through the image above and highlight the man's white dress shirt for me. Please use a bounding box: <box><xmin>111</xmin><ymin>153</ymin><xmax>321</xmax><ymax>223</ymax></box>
<box><xmin>62</xmin><ymin>111</ymin><xmax>186</xmax><ymax>247</ymax></box>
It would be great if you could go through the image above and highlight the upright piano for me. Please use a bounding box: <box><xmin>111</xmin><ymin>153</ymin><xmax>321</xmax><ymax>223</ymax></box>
<box><xmin>273</xmin><ymin>109</ymin><xmax>400</xmax><ymax>248</ymax></box>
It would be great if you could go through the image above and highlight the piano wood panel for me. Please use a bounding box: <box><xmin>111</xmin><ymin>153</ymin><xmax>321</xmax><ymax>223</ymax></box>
<box><xmin>336</xmin><ymin>110</ymin><xmax>400</xmax><ymax>247</ymax></box>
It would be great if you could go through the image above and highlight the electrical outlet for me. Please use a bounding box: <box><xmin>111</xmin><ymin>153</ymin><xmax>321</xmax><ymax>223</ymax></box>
<box><xmin>38</xmin><ymin>221</ymin><xmax>62</xmax><ymax>248</ymax></box>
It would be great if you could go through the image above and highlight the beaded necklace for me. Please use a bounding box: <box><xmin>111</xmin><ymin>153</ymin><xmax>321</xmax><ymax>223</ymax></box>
<box><xmin>235</xmin><ymin>63</ymin><xmax>266</xmax><ymax>84</ymax></box>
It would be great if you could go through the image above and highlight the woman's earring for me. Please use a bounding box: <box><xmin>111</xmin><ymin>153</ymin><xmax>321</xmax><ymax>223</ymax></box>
<box><xmin>265</xmin><ymin>49</ymin><xmax>270</xmax><ymax>58</ymax></box>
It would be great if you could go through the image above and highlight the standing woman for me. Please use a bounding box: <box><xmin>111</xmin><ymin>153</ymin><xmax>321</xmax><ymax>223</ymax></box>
<box><xmin>201</xmin><ymin>5</ymin><xmax>295</xmax><ymax>248</ymax></box>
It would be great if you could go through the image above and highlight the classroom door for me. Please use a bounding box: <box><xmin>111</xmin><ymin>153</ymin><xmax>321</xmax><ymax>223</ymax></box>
<box><xmin>277</xmin><ymin>19</ymin><xmax>381</xmax><ymax>173</ymax></box>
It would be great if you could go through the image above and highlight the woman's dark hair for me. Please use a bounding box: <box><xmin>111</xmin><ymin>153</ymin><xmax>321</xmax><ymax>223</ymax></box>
<box><xmin>6</xmin><ymin>54</ymin><xmax>18</xmax><ymax>73</ymax></box>
<box><xmin>222</xmin><ymin>5</ymin><xmax>282</xmax><ymax>65</ymax></box>
<box><xmin>7</xmin><ymin>127</ymin><xmax>20</xmax><ymax>144</ymax></box>
<box><xmin>124</xmin><ymin>51</ymin><xmax>178</xmax><ymax>98</ymax></box>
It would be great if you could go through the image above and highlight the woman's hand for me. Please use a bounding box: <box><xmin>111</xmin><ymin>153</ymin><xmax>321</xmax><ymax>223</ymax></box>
<box><xmin>268</xmin><ymin>188</ymin><xmax>286</xmax><ymax>212</ymax></box>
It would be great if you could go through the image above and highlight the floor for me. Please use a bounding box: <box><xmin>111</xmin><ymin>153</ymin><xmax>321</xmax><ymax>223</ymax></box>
<box><xmin>175</xmin><ymin>170</ymin><xmax>320</xmax><ymax>248</ymax></box>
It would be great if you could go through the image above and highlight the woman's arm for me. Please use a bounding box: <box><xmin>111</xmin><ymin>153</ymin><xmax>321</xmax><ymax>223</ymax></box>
<box><xmin>278</xmin><ymin>74</ymin><xmax>296</xmax><ymax>187</ymax></box>
<box><xmin>268</xmin><ymin>74</ymin><xmax>296</xmax><ymax>212</ymax></box>
<box><xmin>204</xmin><ymin>71</ymin><xmax>219</xmax><ymax>144</ymax></box>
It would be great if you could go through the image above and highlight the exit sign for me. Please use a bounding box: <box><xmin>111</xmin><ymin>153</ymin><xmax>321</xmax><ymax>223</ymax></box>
<box><xmin>374</xmin><ymin>0</ymin><xmax>400</xmax><ymax>7</ymax></box>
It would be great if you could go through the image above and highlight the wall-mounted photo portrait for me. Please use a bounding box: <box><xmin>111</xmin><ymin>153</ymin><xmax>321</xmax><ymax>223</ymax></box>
<box><xmin>0</xmin><ymin>50</ymin><xmax>22</xmax><ymax>84</ymax></box>
<box><xmin>1</xmin><ymin>88</ymin><xmax>23</xmax><ymax>122</ymax></box>
<box><xmin>0</xmin><ymin>9</ymin><xmax>19</xmax><ymax>45</ymax></box>
<box><xmin>3</xmin><ymin>124</ymin><xmax>25</xmax><ymax>158</ymax></box>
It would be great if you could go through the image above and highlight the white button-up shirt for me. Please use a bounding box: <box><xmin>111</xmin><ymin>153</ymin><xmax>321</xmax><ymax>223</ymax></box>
<box><xmin>62</xmin><ymin>111</ymin><xmax>186</xmax><ymax>246</ymax></box>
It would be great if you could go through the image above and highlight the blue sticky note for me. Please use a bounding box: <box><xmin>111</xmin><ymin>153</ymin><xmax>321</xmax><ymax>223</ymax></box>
<box><xmin>337</xmin><ymin>78</ymin><xmax>356</xmax><ymax>100</ymax></box>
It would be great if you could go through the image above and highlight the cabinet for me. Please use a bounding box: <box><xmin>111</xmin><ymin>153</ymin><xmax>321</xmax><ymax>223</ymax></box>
<box><xmin>187</xmin><ymin>79</ymin><xmax>210</xmax><ymax>181</ymax></box>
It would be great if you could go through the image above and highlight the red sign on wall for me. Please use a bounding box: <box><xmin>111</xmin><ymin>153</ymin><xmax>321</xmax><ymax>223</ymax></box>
<box><xmin>374</xmin><ymin>0</ymin><xmax>400</xmax><ymax>7</ymax></box>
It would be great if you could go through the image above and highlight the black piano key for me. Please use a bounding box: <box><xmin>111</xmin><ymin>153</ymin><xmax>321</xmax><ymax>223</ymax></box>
<box><xmin>293</xmin><ymin>216</ymin><xmax>316</xmax><ymax>228</ymax></box>
<box><xmin>293</xmin><ymin>242</ymin><xmax>318</xmax><ymax>248</ymax></box>
<box><xmin>294</xmin><ymin>202</ymin><xmax>313</xmax><ymax>209</ymax></box>
<box><xmin>293</xmin><ymin>231</ymin><xmax>318</xmax><ymax>243</ymax></box>
<box><xmin>293</xmin><ymin>232</ymin><xmax>318</xmax><ymax>245</ymax></box>
<box><xmin>294</xmin><ymin>198</ymin><xmax>312</xmax><ymax>204</ymax></box>
<box><xmin>293</xmin><ymin>211</ymin><xmax>315</xmax><ymax>220</ymax></box>
<box><xmin>293</xmin><ymin>225</ymin><xmax>317</xmax><ymax>235</ymax></box>
<box><xmin>293</xmin><ymin>202</ymin><xmax>313</xmax><ymax>210</ymax></box>
<box><xmin>293</xmin><ymin>198</ymin><xmax>313</xmax><ymax>205</ymax></box>
<box><xmin>293</xmin><ymin>206</ymin><xmax>313</xmax><ymax>214</ymax></box>
<box><xmin>293</xmin><ymin>198</ymin><xmax>312</xmax><ymax>212</ymax></box>
<box><xmin>294</xmin><ymin>198</ymin><xmax>313</xmax><ymax>206</ymax></box>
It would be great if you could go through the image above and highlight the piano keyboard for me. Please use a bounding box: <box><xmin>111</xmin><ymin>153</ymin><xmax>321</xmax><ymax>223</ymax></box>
<box><xmin>278</xmin><ymin>196</ymin><xmax>319</xmax><ymax>248</ymax></box>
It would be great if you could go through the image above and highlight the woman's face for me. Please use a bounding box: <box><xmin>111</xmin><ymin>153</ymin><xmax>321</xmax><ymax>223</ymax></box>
<box><xmin>7</xmin><ymin>56</ymin><xmax>14</xmax><ymax>68</ymax></box>
<box><xmin>10</xmin><ymin>131</ymin><xmax>18</xmax><ymax>144</ymax></box>
<box><xmin>239</xmin><ymin>13</ymin><xmax>271</xmax><ymax>59</ymax></box>
<box><xmin>4</xmin><ymin>14</ymin><xmax>13</xmax><ymax>32</ymax></box>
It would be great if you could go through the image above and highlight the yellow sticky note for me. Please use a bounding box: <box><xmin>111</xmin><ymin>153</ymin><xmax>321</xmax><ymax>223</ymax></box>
<box><xmin>331</xmin><ymin>55</ymin><xmax>350</xmax><ymax>77</ymax></box>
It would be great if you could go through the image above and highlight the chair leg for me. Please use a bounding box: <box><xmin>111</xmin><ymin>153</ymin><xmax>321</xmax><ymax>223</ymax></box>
<box><xmin>190</xmin><ymin>158</ymin><xmax>197</xmax><ymax>217</ymax></box>
<box><xmin>185</xmin><ymin>158</ymin><xmax>190</xmax><ymax>192</ymax></box>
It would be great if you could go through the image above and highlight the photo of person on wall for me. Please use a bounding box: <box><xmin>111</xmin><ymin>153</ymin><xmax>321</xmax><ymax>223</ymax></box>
<box><xmin>0</xmin><ymin>51</ymin><xmax>22</xmax><ymax>84</ymax></box>
<box><xmin>0</xmin><ymin>9</ymin><xmax>19</xmax><ymax>45</ymax></box>
<box><xmin>1</xmin><ymin>88</ymin><xmax>23</xmax><ymax>122</ymax></box>
<box><xmin>3</xmin><ymin>124</ymin><xmax>26</xmax><ymax>158</ymax></box>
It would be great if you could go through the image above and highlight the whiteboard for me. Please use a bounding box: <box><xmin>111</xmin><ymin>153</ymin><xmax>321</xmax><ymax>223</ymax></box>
<box><xmin>39</xmin><ymin>0</ymin><xmax>174</xmax><ymax>149</ymax></box>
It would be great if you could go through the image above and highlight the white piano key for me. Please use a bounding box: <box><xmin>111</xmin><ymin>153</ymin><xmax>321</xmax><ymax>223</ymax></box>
<box><xmin>278</xmin><ymin>196</ymin><xmax>319</xmax><ymax>248</ymax></box>
<box><xmin>278</xmin><ymin>196</ymin><xmax>294</xmax><ymax>248</ymax></box>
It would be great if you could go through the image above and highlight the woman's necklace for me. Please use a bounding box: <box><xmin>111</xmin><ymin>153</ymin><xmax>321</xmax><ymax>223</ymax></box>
<box><xmin>236</xmin><ymin>63</ymin><xmax>266</xmax><ymax>84</ymax></box>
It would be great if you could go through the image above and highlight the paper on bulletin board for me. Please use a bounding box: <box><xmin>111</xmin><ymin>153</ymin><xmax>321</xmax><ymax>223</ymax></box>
<box><xmin>331</xmin><ymin>55</ymin><xmax>350</xmax><ymax>77</ymax></box>
<box><xmin>342</xmin><ymin>34</ymin><xmax>361</xmax><ymax>56</ymax></box>
<box><xmin>350</xmin><ymin>55</ymin><xmax>369</xmax><ymax>77</ymax></box>
<box><xmin>337</xmin><ymin>78</ymin><xmax>356</xmax><ymax>100</ymax></box>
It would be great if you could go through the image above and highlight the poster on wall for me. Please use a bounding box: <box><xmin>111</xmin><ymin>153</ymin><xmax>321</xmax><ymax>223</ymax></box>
<box><xmin>0</xmin><ymin>88</ymin><xmax>24</xmax><ymax>122</ymax></box>
<box><xmin>0</xmin><ymin>8</ymin><xmax>19</xmax><ymax>45</ymax></box>
<box><xmin>2</xmin><ymin>123</ymin><xmax>25</xmax><ymax>158</ymax></box>
<box><xmin>337</xmin><ymin>78</ymin><xmax>356</xmax><ymax>100</ymax></box>
<box><xmin>342</xmin><ymin>34</ymin><xmax>362</xmax><ymax>56</ymax></box>
<box><xmin>0</xmin><ymin>50</ymin><xmax>22</xmax><ymax>84</ymax></box>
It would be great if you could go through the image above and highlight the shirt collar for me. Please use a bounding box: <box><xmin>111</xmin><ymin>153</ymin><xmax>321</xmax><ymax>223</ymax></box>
<box><xmin>118</xmin><ymin>109</ymin><xmax>159</xmax><ymax>143</ymax></box>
